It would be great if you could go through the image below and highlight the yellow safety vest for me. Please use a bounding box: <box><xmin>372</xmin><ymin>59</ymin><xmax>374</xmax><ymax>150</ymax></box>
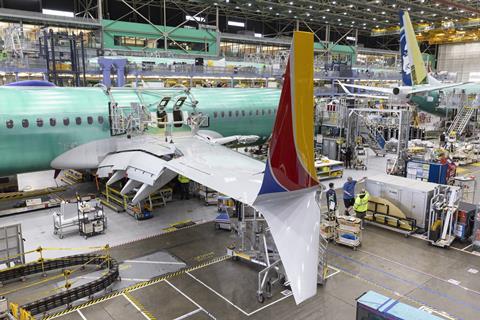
<box><xmin>178</xmin><ymin>175</ymin><xmax>190</xmax><ymax>184</ymax></box>
<box><xmin>353</xmin><ymin>192</ymin><xmax>370</xmax><ymax>213</ymax></box>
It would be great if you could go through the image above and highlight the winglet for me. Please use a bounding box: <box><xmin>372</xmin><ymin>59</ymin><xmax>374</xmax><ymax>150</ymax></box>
<box><xmin>400</xmin><ymin>10</ymin><xmax>428</xmax><ymax>86</ymax></box>
<box><xmin>258</xmin><ymin>31</ymin><xmax>318</xmax><ymax>195</ymax></box>
<box><xmin>254</xmin><ymin>31</ymin><xmax>320</xmax><ymax>305</ymax></box>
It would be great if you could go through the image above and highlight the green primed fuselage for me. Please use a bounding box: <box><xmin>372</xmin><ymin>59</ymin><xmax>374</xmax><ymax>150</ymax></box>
<box><xmin>0</xmin><ymin>87</ymin><xmax>280</xmax><ymax>176</ymax></box>
<box><xmin>410</xmin><ymin>83</ymin><xmax>480</xmax><ymax>116</ymax></box>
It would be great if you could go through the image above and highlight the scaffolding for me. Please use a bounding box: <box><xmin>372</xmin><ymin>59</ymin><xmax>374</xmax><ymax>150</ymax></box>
<box><xmin>347</xmin><ymin>108</ymin><xmax>410</xmax><ymax>174</ymax></box>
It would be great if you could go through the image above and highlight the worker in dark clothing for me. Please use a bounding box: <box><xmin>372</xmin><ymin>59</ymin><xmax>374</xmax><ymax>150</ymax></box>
<box><xmin>343</xmin><ymin>176</ymin><xmax>366</xmax><ymax>215</ymax></box>
<box><xmin>345</xmin><ymin>146</ymin><xmax>353</xmax><ymax>169</ymax></box>
<box><xmin>326</xmin><ymin>182</ymin><xmax>337</xmax><ymax>213</ymax></box>
<box><xmin>439</xmin><ymin>131</ymin><xmax>446</xmax><ymax>148</ymax></box>
<box><xmin>178</xmin><ymin>175</ymin><xmax>190</xmax><ymax>200</ymax></box>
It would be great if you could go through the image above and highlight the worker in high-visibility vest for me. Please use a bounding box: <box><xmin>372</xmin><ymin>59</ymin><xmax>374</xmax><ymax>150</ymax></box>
<box><xmin>353</xmin><ymin>189</ymin><xmax>370</xmax><ymax>230</ymax></box>
<box><xmin>178</xmin><ymin>175</ymin><xmax>190</xmax><ymax>200</ymax></box>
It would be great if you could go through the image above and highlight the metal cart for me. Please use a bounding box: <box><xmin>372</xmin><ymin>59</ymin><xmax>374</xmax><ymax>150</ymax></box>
<box><xmin>353</xmin><ymin>146</ymin><xmax>368</xmax><ymax>170</ymax></box>
<box><xmin>335</xmin><ymin>216</ymin><xmax>362</xmax><ymax>250</ymax></box>
<box><xmin>78</xmin><ymin>200</ymin><xmax>106</xmax><ymax>239</ymax></box>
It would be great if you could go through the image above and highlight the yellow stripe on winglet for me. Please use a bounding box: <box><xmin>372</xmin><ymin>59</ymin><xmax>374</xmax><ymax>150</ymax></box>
<box><xmin>404</xmin><ymin>11</ymin><xmax>427</xmax><ymax>85</ymax></box>
<box><xmin>292</xmin><ymin>31</ymin><xmax>317</xmax><ymax>180</ymax></box>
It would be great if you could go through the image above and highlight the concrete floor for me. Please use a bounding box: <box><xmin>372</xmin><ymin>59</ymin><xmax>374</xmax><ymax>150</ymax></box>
<box><xmin>45</xmin><ymin>221</ymin><xmax>480</xmax><ymax>320</ymax></box>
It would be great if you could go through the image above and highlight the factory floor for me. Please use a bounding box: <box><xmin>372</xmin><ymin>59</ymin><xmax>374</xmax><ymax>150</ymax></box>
<box><xmin>1</xmin><ymin>151</ymin><xmax>480</xmax><ymax>319</ymax></box>
<box><xmin>39</xmin><ymin>221</ymin><xmax>480</xmax><ymax>320</ymax></box>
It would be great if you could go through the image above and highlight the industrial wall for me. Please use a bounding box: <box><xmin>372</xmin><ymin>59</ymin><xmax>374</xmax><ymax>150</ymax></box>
<box><xmin>437</xmin><ymin>43</ymin><xmax>480</xmax><ymax>82</ymax></box>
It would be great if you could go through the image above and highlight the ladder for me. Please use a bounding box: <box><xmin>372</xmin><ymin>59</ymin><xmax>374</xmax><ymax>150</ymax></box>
<box><xmin>317</xmin><ymin>235</ymin><xmax>328</xmax><ymax>284</ymax></box>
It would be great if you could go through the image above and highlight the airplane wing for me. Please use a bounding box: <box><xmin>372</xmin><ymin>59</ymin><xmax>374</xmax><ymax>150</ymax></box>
<box><xmin>409</xmin><ymin>82</ymin><xmax>469</xmax><ymax>94</ymax></box>
<box><xmin>336</xmin><ymin>81</ymin><xmax>394</xmax><ymax>94</ymax></box>
<box><xmin>52</xmin><ymin>31</ymin><xmax>321</xmax><ymax>305</ymax></box>
<box><xmin>336</xmin><ymin>80</ymin><xmax>391</xmax><ymax>99</ymax></box>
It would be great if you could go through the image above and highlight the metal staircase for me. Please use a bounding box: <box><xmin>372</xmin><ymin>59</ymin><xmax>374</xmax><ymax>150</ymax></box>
<box><xmin>3</xmin><ymin>25</ymin><xmax>24</xmax><ymax>59</ymax></box>
<box><xmin>448</xmin><ymin>103</ymin><xmax>477</xmax><ymax>137</ymax></box>
<box><xmin>359</xmin><ymin>117</ymin><xmax>387</xmax><ymax>156</ymax></box>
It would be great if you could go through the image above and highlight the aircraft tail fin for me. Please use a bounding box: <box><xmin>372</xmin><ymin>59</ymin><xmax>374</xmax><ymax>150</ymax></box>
<box><xmin>400</xmin><ymin>10</ymin><xmax>428</xmax><ymax>86</ymax></box>
<box><xmin>254</xmin><ymin>31</ymin><xmax>320</xmax><ymax>305</ymax></box>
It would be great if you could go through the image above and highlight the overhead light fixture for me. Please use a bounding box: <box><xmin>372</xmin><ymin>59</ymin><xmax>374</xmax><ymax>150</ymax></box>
<box><xmin>385</xmin><ymin>20</ymin><xmax>389</xmax><ymax>23</ymax></box>
<box><xmin>306</xmin><ymin>12</ymin><xmax>310</xmax><ymax>16</ymax></box>
<box><xmin>375</xmin><ymin>25</ymin><xmax>379</xmax><ymax>28</ymax></box>
<box><xmin>228</xmin><ymin>20</ymin><xmax>245</xmax><ymax>27</ymax></box>
<box><xmin>366</xmin><ymin>8</ymin><xmax>371</xmax><ymax>12</ymax></box>
<box><xmin>186</xmin><ymin>15</ymin><xmax>205</xmax><ymax>22</ymax></box>
<box><xmin>247</xmin><ymin>3</ymin><xmax>251</xmax><ymax>6</ymax></box>
<box><xmin>448</xmin><ymin>6</ymin><xmax>452</xmax><ymax>10</ymax></box>
<box><xmin>269</xmin><ymin>7</ymin><xmax>272</xmax><ymax>10</ymax></box>
<box><xmin>338</xmin><ymin>18</ymin><xmax>341</xmax><ymax>21</ymax></box>
<box><xmin>332</xmin><ymin>1</ymin><xmax>336</xmax><ymax>4</ymax></box>
<box><xmin>254</xmin><ymin>33</ymin><xmax>262</xmax><ymax>37</ymax></box>
<box><xmin>373</xmin><ymin>17</ymin><xmax>377</xmax><ymax>21</ymax></box>
<box><xmin>289</xmin><ymin>1</ymin><xmax>293</xmax><ymax>4</ymax></box>
<box><xmin>42</xmin><ymin>9</ymin><xmax>74</xmax><ymax>17</ymax></box>
<box><xmin>326</xmin><ymin>8</ymin><xmax>330</xmax><ymax>12</ymax></box>
<box><xmin>349</xmin><ymin>4</ymin><xmax>353</xmax><ymax>8</ymax></box>
<box><xmin>309</xmin><ymin>5</ymin><xmax>312</xmax><ymax>9</ymax></box>
<box><xmin>392</xmin><ymin>4</ymin><xmax>396</xmax><ymax>7</ymax></box>
<box><xmin>381</xmin><ymin>11</ymin><xmax>385</xmax><ymax>14</ymax></box>
<box><xmin>322</xmin><ymin>16</ymin><xmax>326</xmax><ymax>19</ymax></box>
<box><xmin>288</xmin><ymin>9</ymin><xmax>292</xmax><ymax>13</ymax></box>
<box><xmin>343</xmin><ymin>12</ymin><xmax>347</xmax><ymax>15</ymax></box>
<box><xmin>420</xmin><ymin>11</ymin><xmax>424</xmax><ymax>14</ymax></box>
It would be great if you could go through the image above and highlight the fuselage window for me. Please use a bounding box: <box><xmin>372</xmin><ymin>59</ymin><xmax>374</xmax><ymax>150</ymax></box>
<box><xmin>256</xmin><ymin>110</ymin><xmax>259</xmax><ymax>116</ymax></box>
<box><xmin>50</xmin><ymin>118</ymin><xmax>56</xmax><ymax>127</ymax></box>
<box><xmin>37</xmin><ymin>118</ymin><xmax>44</xmax><ymax>127</ymax></box>
<box><xmin>213</xmin><ymin>112</ymin><xmax>218</xmax><ymax>118</ymax></box>
<box><xmin>221</xmin><ymin>111</ymin><xmax>225</xmax><ymax>118</ymax></box>
<box><xmin>241</xmin><ymin>110</ymin><xmax>246</xmax><ymax>117</ymax></box>
<box><xmin>22</xmin><ymin>119</ymin><xmax>29</xmax><ymax>128</ymax></box>
<box><xmin>268</xmin><ymin>109</ymin><xmax>272</xmax><ymax>115</ymax></box>
<box><xmin>98</xmin><ymin>116</ymin><xmax>104</xmax><ymax>124</ymax></box>
<box><xmin>261</xmin><ymin>109</ymin><xmax>265</xmax><ymax>116</ymax></box>
<box><xmin>63</xmin><ymin>118</ymin><xmax>70</xmax><ymax>126</ymax></box>
<box><xmin>274</xmin><ymin>109</ymin><xmax>277</xmax><ymax>114</ymax></box>
<box><xmin>228</xmin><ymin>111</ymin><xmax>232</xmax><ymax>117</ymax></box>
<box><xmin>235</xmin><ymin>110</ymin><xmax>239</xmax><ymax>117</ymax></box>
<box><xmin>6</xmin><ymin>120</ymin><xmax>13</xmax><ymax>129</ymax></box>
<box><xmin>87</xmin><ymin>116</ymin><xmax>93</xmax><ymax>125</ymax></box>
<box><xmin>249</xmin><ymin>110</ymin><xmax>253</xmax><ymax>116</ymax></box>
<box><xmin>75</xmin><ymin>117</ymin><xmax>82</xmax><ymax>125</ymax></box>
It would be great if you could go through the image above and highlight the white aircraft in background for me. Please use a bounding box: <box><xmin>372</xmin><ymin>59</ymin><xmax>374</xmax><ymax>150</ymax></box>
<box><xmin>337</xmin><ymin>10</ymin><xmax>466</xmax><ymax>111</ymax></box>
<box><xmin>51</xmin><ymin>32</ymin><xmax>321</xmax><ymax>304</ymax></box>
